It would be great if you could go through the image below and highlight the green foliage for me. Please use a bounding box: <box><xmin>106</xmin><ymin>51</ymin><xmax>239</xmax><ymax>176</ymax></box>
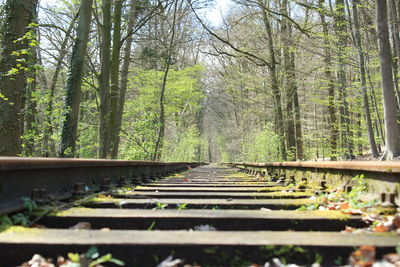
<box><xmin>155</xmin><ymin>202</ymin><xmax>168</xmax><ymax>209</ymax></box>
<box><xmin>163</xmin><ymin>126</ymin><xmax>206</xmax><ymax>162</ymax></box>
<box><xmin>10</xmin><ymin>213</ymin><xmax>30</xmax><ymax>226</ymax></box>
<box><xmin>147</xmin><ymin>221</ymin><xmax>156</xmax><ymax>231</ymax></box>
<box><xmin>22</xmin><ymin>197</ymin><xmax>37</xmax><ymax>213</ymax></box>
<box><xmin>62</xmin><ymin>246</ymin><xmax>124</xmax><ymax>267</ymax></box>
<box><xmin>176</xmin><ymin>203</ymin><xmax>188</xmax><ymax>210</ymax></box>
<box><xmin>242</xmin><ymin>124</ymin><xmax>281</xmax><ymax>162</ymax></box>
<box><xmin>121</xmin><ymin>65</ymin><xmax>205</xmax><ymax>160</ymax></box>
<box><xmin>6</xmin><ymin>22</ymin><xmax>39</xmax><ymax>78</ymax></box>
<box><xmin>0</xmin><ymin>215</ymin><xmax>13</xmax><ymax>231</ymax></box>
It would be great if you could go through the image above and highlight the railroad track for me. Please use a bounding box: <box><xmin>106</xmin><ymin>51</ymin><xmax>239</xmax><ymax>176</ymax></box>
<box><xmin>1</xmin><ymin>159</ymin><xmax>400</xmax><ymax>266</ymax></box>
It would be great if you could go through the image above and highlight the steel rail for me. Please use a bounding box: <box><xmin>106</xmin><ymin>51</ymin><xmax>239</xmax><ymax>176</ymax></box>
<box><xmin>226</xmin><ymin>161</ymin><xmax>400</xmax><ymax>195</ymax></box>
<box><xmin>229</xmin><ymin>161</ymin><xmax>400</xmax><ymax>173</ymax></box>
<box><xmin>0</xmin><ymin>157</ymin><xmax>206</xmax><ymax>215</ymax></box>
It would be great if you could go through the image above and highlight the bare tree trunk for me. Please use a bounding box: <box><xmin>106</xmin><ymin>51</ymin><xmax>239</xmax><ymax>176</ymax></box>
<box><xmin>318</xmin><ymin>0</ymin><xmax>339</xmax><ymax>160</ymax></box>
<box><xmin>390</xmin><ymin>0</ymin><xmax>400</xmax><ymax>67</ymax></box>
<box><xmin>99</xmin><ymin>0</ymin><xmax>112</xmax><ymax>158</ymax></box>
<box><xmin>153</xmin><ymin>0</ymin><xmax>179</xmax><ymax>161</ymax></box>
<box><xmin>352</xmin><ymin>0</ymin><xmax>379</xmax><ymax>157</ymax></box>
<box><xmin>281</xmin><ymin>0</ymin><xmax>295</xmax><ymax>160</ymax></box>
<box><xmin>376</xmin><ymin>0</ymin><xmax>400</xmax><ymax>159</ymax></box>
<box><xmin>259</xmin><ymin>0</ymin><xmax>287</xmax><ymax>160</ymax></box>
<box><xmin>111</xmin><ymin>0</ymin><xmax>138</xmax><ymax>159</ymax></box>
<box><xmin>0</xmin><ymin>0</ymin><xmax>38</xmax><ymax>156</ymax></box>
<box><xmin>59</xmin><ymin>0</ymin><xmax>93</xmax><ymax>157</ymax></box>
<box><xmin>334</xmin><ymin>0</ymin><xmax>354</xmax><ymax>159</ymax></box>
<box><xmin>389</xmin><ymin>0</ymin><xmax>400</xmax><ymax>106</ymax></box>
<box><xmin>109</xmin><ymin>0</ymin><xmax>124</xmax><ymax>159</ymax></box>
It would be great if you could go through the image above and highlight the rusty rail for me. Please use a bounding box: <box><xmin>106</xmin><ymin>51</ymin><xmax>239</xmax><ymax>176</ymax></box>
<box><xmin>227</xmin><ymin>161</ymin><xmax>400</xmax><ymax>195</ymax></box>
<box><xmin>0</xmin><ymin>157</ymin><xmax>206</xmax><ymax>214</ymax></box>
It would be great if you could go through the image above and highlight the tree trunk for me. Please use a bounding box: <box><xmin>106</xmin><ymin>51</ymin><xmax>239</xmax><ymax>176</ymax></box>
<box><xmin>376</xmin><ymin>0</ymin><xmax>400</xmax><ymax>159</ymax></box>
<box><xmin>352</xmin><ymin>0</ymin><xmax>379</xmax><ymax>157</ymax></box>
<box><xmin>317</xmin><ymin>0</ymin><xmax>339</xmax><ymax>160</ymax></box>
<box><xmin>59</xmin><ymin>0</ymin><xmax>93</xmax><ymax>157</ymax></box>
<box><xmin>111</xmin><ymin>0</ymin><xmax>139</xmax><ymax>159</ymax></box>
<box><xmin>99</xmin><ymin>0</ymin><xmax>112</xmax><ymax>158</ymax></box>
<box><xmin>389</xmin><ymin>0</ymin><xmax>400</xmax><ymax>107</ymax></box>
<box><xmin>281</xmin><ymin>0</ymin><xmax>296</xmax><ymax>160</ymax></box>
<box><xmin>259</xmin><ymin>0</ymin><xmax>287</xmax><ymax>161</ymax></box>
<box><xmin>153</xmin><ymin>0</ymin><xmax>179</xmax><ymax>161</ymax></box>
<box><xmin>109</xmin><ymin>0</ymin><xmax>124</xmax><ymax>159</ymax></box>
<box><xmin>334</xmin><ymin>0</ymin><xmax>354</xmax><ymax>159</ymax></box>
<box><xmin>0</xmin><ymin>0</ymin><xmax>38</xmax><ymax>156</ymax></box>
<box><xmin>390</xmin><ymin>0</ymin><xmax>400</xmax><ymax>68</ymax></box>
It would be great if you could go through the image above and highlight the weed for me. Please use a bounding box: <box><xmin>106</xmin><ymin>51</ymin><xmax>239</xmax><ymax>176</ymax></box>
<box><xmin>147</xmin><ymin>221</ymin><xmax>156</xmax><ymax>231</ymax></box>
<box><xmin>176</xmin><ymin>203</ymin><xmax>188</xmax><ymax>210</ymax></box>
<box><xmin>22</xmin><ymin>197</ymin><xmax>37</xmax><ymax>213</ymax></box>
<box><xmin>0</xmin><ymin>215</ymin><xmax>13</xmax><ymax>232</ymax></box>
<box><xmin>297</xmin><ymin>174</ymin><xmax>376</xmax><ymax>212</ymax></box>
<box><xmin>334</xmin><ymin>256</ymin><xmax>344</xmax><ymax>265</ymax></box>
<box><xmin>315</xmin><ymin>253</ymin><xmax>323</xmax><ymax>264</ymax></box>
<box><xmin>155</xmin><ymin>202</ymin><xmax>168</xmax><ymax>209</ymax></box>
<box><xmin>10</xmin><ymin>213</ymin><xmax>30</xmax><ymax>226</ymax></box>
<box><xmin>42</xmin><ymin>246</ymin><xmax>124</xmax><ymax>267</ymax></box>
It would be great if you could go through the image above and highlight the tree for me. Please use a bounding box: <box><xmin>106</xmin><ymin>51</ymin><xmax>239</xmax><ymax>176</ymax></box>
<box><xmin>98</xmin><ymin>0</ymin><xmax>112</xmax><ymax>158</ymax></box>
<box><xmin>110</xmin><ymin>0</ymin><xmax>139</xmax><ymax>158</ymax></box>
<box><xmin>258</xmin><ymin>0</ymin><xmax>286</xmax><ymax>160</ymax></box>
<box><xmin>0</xmin><ymin>0</ymin><xmax>38</xmax><ymax>156</ymax></box>
<box><xmin>317</xmin><ymin>0</ymin><xmax>339</xmax><ymax>160</ymax></box>
<box><xmin>59</xmin><ymin>0</ymin><xmax>94</xmax><ymax>157</ymax></box>
<box><xmin>153</xmin><ymin>0</ymin><xmax>179</xmax><ymax>161</ymax></box>
<box><xmin>352</xmin><ymin>0</ymin><xmax>379</xmax><ymax>158</ymax></box>
<box><xmin>334</xmin><ymin>0</ymin><xmax>354</xmax><ymax>159</ymax></box>
<box><xmin>376</xmin><ymin>0</ymin><xmax>400</xmax><ymax>159</ymax></box>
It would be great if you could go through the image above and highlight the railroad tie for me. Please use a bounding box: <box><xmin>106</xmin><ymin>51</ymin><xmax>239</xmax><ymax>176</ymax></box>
<box><xmin>0</xmin><ymin>164</ymin><xmax>399</xmax><ymax>266</ymax></box>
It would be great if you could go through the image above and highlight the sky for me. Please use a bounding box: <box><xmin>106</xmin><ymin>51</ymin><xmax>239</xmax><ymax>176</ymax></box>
<box><xmin>39</xmin><ymin>0</ymin><xmax>232</xmax><ymax>27</ymax></box>
<box><xmin>204</xmin><ymin>0</ymin><xmax>232</xmax><ymax>26</ymax></box>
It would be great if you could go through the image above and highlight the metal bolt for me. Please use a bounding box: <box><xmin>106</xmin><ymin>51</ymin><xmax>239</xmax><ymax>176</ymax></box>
<box><xmin>298</xmin><ymin>177</ymin><xmax>308</xmax><ymax>190</ymax></box>
<box><xmin>277</xmin><ymin>174</ymin><xmax>286</xmax><ymax>184</ymax></box>
<box><xmin>381</xmin><ymin>193</ymin><xmax>387</xmax><ymax>203</ymax></box>
<box><xmin>389</xmin><ymin>193</ymin><xmax>397</xmax><ymax>205</ymax></box>
<box><xmin>320</xmin><ymin>181</ymin><xmax>327</xmax><ymax>191</ymax></box>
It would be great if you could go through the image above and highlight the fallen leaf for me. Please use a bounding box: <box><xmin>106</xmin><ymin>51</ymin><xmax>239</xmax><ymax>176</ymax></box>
<box><xmin>340</xmin><ymin>202</ymin><xmax>350</xmax><ymax>210</ymax></box>
<box><xmin>349</xmin><ymin>246</ymin><xmax>376</xmax><ymax>267</ymax></box>
<box><xmin>373</xmin><ymin>223</ymin><xmax>390</xmax><ymax>233</ymax></box>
